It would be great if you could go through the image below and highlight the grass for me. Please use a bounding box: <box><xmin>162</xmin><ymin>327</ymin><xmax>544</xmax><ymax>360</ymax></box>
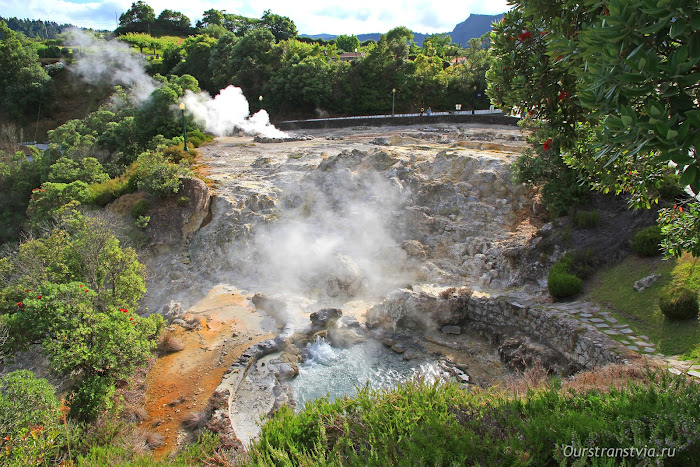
<box><xmin>583</xmin><ymin>253</ymin><xmax>700</xmax><ymax>360</ymax></box>
<box><xmin>245</xmin><ymin>369</ymin><xmax>700</xmax><ymax>465</ymax></box>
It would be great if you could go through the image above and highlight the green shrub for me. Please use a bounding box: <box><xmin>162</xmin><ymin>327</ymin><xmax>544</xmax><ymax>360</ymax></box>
<box><xmin>177</xmin><ymin>196</ymin><xmax>189</xmax><ymax>207</ymax></box>
<box><xmin>69</xmin><ymin>375</ymin><xmax>116</xmax><ymax>422</ymax></box>
<box><xmin>548</xmin><ymin>270</ymin><xmax>583</xmax><ymax>299</ymax></box>
<box><xmin>133</xmin><ymin>151</ymin><xmax>188</xmax><ymax>197</ymax></box>
<box><xmin>547</xmin><ymin>250</ymin><xmax>593</xmax><ymax>299</ymax></box>
<box><xmin>632</xmin><ymin>225</ymin><xmax>662</xmax><ymax>257</ymax></box>
<box><xmin>130</xmin><ymin>199</ymin><xmax>152</xmax><ymax>219</ymax></box>
<box><xmin>574</xmin><ymin>210</ymin><xmax>600</xmax><ymax>229</ymax></box>
<box><xmin>658</xmin><ymin>172</ymin><xmax>685</xmax><ymax>201</ymax></box>
<box><xmin>659</xmin><ymin>286</ymin><xmax>699</xmax><ymax>321</ymax></box>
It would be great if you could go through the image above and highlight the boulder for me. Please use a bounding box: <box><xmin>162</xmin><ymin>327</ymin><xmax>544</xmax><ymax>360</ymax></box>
<box><xmin>310</xmin><ymin>308</ymin><xmax>343</xmax><ymax>329</ymax></box>
<box><xmin>634</xmin><ymin>274</ymin><xmax>661</xmax><ymax>292</ymax></box>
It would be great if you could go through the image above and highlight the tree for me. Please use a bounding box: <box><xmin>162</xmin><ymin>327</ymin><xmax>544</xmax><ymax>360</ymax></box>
<box><xmin>156</xmin><ymin>9</ymin><xmax>191</xmax><ymax>31</ymax></box>
<box><xmin>488</xmin><ymin>0</ymin><xmax>700</xmax><ymax>255</ymax></box>
<box><xmin>118</xmin><ymin>1</ymin><xmax>155</xmax><ymax>33</ymax></box>
<box><xmin>0</xmin><ymin>21</ymin><xmax>51</xmax><ymax>118</ymax></box>
<box><xmin>260</xmin><ymin>10</ymin><xmax>297</xmax><ymax>42</ymax></box>
<box><xmin>335</xmin><ymin>35</ymin><xmax>360</xmax><ymax>53</ymax></box>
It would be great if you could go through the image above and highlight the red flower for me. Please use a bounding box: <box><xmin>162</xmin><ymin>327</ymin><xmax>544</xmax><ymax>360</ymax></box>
<box><xmin>17</xmin><ymin>302</ymin><xmax>23</xmax><ymax>308</ymax></box>
<box><xmin>84</xmin><ymin>289</ymin><xmax>89</xmax><ymax>292</ymax></box>
<box><xmin>79</xmin><ymin>284</ymin><xmax>83</xmax><ymax>288</ymax></box>
<box><xmin>518</xmin><ymin>31</ymin><xmax>533</xmax><ymax>42</ymax></box>
<box><xmin>543</xmin><ymin>138</ymin><xmax>553</xmax><ymax>151</ymax></box>
<box><xmin>25</xmin><ymin>289</ymin><xmax>30</xmax><ymax>292</ymax></box>
<box><xmin>37</xmin><ymin>295</ymin><xmax>42</xmax><ymax>300</ymax></box>
<box><xmin>130</xmin><ymin>317</ymin><xmax>134</xmax><ymax>321</ymax></box>
<box><xmin>558</xmin><ymin>91</ymin><xmax>570</xmax><ymax>101</ymax></box>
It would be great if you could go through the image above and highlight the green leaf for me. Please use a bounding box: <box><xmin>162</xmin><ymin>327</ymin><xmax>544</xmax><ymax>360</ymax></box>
<box><xmin>621</xmin><ymin>115</ymin><xmax>634</xmax><ymax>127</ymax></box>
<box><xmin>666</xmin><ymin>129</ymin><xmax>679</xmax><ymax>140</ymax></box>
<box><xmin>670</xmin><ymin>21</ymin><xmax>687</xmax><ymax>39</ymax></box>
<box><xmin>680</xmin><ymin>165</ymin><xmax>698</xmax><ymax>186</ymax></box>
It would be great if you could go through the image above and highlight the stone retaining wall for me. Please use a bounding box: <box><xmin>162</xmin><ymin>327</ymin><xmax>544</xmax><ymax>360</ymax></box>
<box><xmin>366</xmin><ymin>289</ymin><xmax>635</xmax><ymax>370</ymax></box>
<box><xmin>461</xmin><ymin>294</ymin><xmax>631</xmax><ymax>369</ymax></box>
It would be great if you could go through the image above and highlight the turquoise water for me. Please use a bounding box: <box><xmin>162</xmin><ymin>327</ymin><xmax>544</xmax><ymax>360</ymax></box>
<box><xmin>290</xmin><ymin>337</ymin><xmax>444</xmax><ymax>411</ymax></box>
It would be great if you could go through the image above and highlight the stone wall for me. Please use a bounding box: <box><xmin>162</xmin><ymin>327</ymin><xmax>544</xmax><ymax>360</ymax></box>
<box><xmin>366</xmin><ymin>289</ymin><xmax>636</xmax><ymax>370</ymax></box>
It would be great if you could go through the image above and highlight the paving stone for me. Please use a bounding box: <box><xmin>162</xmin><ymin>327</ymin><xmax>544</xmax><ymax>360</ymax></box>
<box><xmin>605</xmin><ymin>317</ymin><xmax>618</xmax><ymax>324</ymax></box>
<box><xmin>613</xmin><ymin>324</ymin><xmax>629</xmax><ymax>329</ymax></box>
<box><xmin>594</xmin><ymin>323</ymin><xmax>610</xmax><ymax>328</ymax></box>
<box><xmin>627</xmin><ymin>345</ymin><xmax>639</xmax><ymax>351</ymax></box>
<box><xmin>580</xmin><ymin>313</ymin><xmax>593</xmax><ymax>318</ymax></box>
<box><xmin>589</xmin><ymin>318</ymin><xmax>605</xmax><ymax>323</ymax></box>
<box><xmin>602</xmin><ymin>329</ymin><xmax>619</xmax><ymax>335</ymax></box>
<box><xmin>688</xmin><ymin>370</ymin><xmax>700</xmax><ymax>379</ymax></box>
<box><xmin>619</xmin><ymin>328</ymin><xmax>634</xmax><ymax>334</ymax></box>
<box><xmin>638</xmin><ymin>335</ymin><xmax>650</xmax><ymax>341</ymax></box>
<box><xmin>643</xmin><ymin>347</ymin><xmax>656</xmax><ymax>353</ymax></box>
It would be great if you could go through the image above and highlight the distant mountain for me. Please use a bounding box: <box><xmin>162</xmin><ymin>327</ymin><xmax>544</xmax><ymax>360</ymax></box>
<box><xmin>449</xmin><ymin>13</ymin><xmax>504</xmax><ymax>46</ymax></box>
<box><xmin>300</xmin><ymin>13</ymin><xmax>504</xmax><ymax>47</ymax></box>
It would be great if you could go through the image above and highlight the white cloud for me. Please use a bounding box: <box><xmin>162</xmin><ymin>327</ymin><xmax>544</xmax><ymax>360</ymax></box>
<box><xmin>1</xmin><ymin>0</ymin><xmax>511</xmax><ymax>35</ymax></box>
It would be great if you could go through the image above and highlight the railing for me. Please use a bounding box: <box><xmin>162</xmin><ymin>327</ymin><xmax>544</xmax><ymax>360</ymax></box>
<box><xmin>281</xmin><ymin>108</ymin><xmax>503</xmax><ymax>124</ymax></box>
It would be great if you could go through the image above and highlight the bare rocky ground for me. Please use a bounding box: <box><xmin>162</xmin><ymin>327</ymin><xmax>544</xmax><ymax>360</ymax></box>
<box><xmin>134</xmin><ymin>122</ymin><xmax>675</xmax><ymax>456</ymax></box>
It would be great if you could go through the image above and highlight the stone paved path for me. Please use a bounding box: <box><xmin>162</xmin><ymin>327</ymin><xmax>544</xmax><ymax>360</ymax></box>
<box><xmin>547</xmin><ymin>301</ymin><xmax>700</xmax><ymax>380</ymax></box>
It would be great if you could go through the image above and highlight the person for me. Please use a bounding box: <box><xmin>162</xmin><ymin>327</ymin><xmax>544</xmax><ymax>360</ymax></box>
<box><xmin>420</xmin><ymin>107</ymin><xmax>425</xmax><ymax>116</ymax></box>
<box><xmin>427</xmin><ymin>107</ymin><xmax>432</xmax><ymax>116</ymax></box>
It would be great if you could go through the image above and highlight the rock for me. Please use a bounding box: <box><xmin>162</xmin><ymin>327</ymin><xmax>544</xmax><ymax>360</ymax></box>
<box><xmin>251</xmin><ymin>293</ymin><xmax>287</xmax><ymax>314</ymax></box>
<box><xmin>634</xmin><ymin>274</ymin><xmax>661</xmax><ymax>292</ymax></box>
<box><xmin>402</xmin><ymin>240</ymin><xmax>427</xmax><ymax>257</ymax></box>
<box><xmin>273</xmin><ymin>362</ymin><xmax>299</xmax><ymax>381</ymax></box>
<box><xmin>162</xmin><ymin>301</ymin><xmax>184</xmax><ymax>323</ymax></box>
<box><xmin>310</xmin><ymin>308</ymin><xmax>343</xmax><ymax>329</ymax></box>
<box><xmin>441</xmin><ymin>325</ymin><xmax>461</xmax><ymax>335</ymax></box>
<box><xmin>402</xmin><ymin>348</ymin><xmax>421</xmax><ymax>360</ymax></box>
<box><xmin>323</xmin><ymin>255</ymin><xmax>363</xmax><ymax>297</ymax></box>
<box><xmin>328</xmin><ymin>326</ymin><xmax>365</xmax><ymax>348</ymax></box>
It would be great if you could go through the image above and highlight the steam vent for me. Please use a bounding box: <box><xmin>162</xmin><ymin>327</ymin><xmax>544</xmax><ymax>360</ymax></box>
<box><xmin>138</xmin><ymin>122</ymin><xmax>643</xmax><ymax>451</ymax></box>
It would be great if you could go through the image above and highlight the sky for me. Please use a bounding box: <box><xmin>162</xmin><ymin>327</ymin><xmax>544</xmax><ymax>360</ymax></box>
<box><xmin>0</xmin><ymin>0</ymin><xmax>511</xmax><ymax>36</ymax></box>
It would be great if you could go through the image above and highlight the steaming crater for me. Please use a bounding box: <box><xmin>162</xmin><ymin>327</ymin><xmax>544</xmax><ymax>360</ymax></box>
<box><xmin>141</xmin><ymin>123</ymin><xmax>540</xmax><ymax>445</ymax></box>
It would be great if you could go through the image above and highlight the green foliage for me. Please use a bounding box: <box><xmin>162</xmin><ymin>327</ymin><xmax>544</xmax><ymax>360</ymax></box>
<box><xmin>659</xmin><ymin>286</ymin><xmax>699</xmax><ymax>321</ymax></box>
<box><xmin>26</xmin><ymin>181</ymin><xmax>91</xmax><ymax>228</ymax></box>
<box><xmin>86</xmin><ymin>165</ymin><xmax>139</xmax><ymax>207</ymax></box>
<box><xmin>632</xmin><ymin>225</ymin><xmax>663</xmax><ymax>257</ymax></box>
<box><xmin>0</xmin><ymin>370</ymin><xmax>61</xmax><ymax>436</ymax></box>
<box><xmin>48</xmin><ymin>157</ymin><xmax>110</xmax><ymax>185</ymax></box>
<box><xmin>0</xmin><ymin>371</ymin><xmax>66</xmax><ymax>466</ymax></box>
<box><xmin>133</xmin><ymin>151</ymin><xmax>187</xmax><ymax>197</ymax></box>
<box><xmin>69</xmin><ymin>374</ymin><xmax>116</xmax><ymax>421</ymax></box>
<box><xmin>659</xmin><ymin>203</ymin><xmax>700</xmax><ymax>258</ymax></box>
<box><xmin>547</xmin><ymin>250</ymin><xmax>594</xmax><ymax>300</ymax></box>
<box><xmin>574</xmin><ymin>209</ymin><xmax>600</xmax><ymax>228</ymax></box>
<box><xmin>130</xmin><ymin>199</ymin><xmax>152</xmax><ymax>219</ymax></box>
<box><xmin>0</xmin><ymin>21</ymin><xmax>52</xmax><ymax>117</ymax></box>
<box><xmin>250</xmin><ymin>372</ymin><xmax>700</xmax><ymax>465</ymax></box>
<box><xmin>335</xmin><ymin>34</ymin><xmax>360</xmax><ymax>52</ymax></box>
<box><xmin>548</xmin><ymin>268</ymin><xmax>583</xmax><ymax>300</ymax></box>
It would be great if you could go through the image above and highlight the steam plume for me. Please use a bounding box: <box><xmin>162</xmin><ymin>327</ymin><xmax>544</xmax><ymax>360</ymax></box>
<box><xmin>64</xmin><ymin>28</ymin><xmax>157</xmax><ymax>104</ymax></box>
<box><xmin>183</xmin><ymin>86</ymin><xmax>288</xmax><ymax>138</ymax></box>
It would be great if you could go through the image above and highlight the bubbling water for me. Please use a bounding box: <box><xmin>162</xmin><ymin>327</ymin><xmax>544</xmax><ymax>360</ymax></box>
<box><xmin>290</xmin><ymin>337</ymin><xmax>447</xmax><ymax>411</ymax></box>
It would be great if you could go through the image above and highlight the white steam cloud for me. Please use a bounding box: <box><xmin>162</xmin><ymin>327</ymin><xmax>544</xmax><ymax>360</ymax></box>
<box><xmin>65</xmin><ymin>28</ymin><xmax>158</xmax><ymax>104</ymax></box>
<box><xmin>183</xmin><ymin>86</ymin><xmax>288</xmax><ymax>138</ymax></box>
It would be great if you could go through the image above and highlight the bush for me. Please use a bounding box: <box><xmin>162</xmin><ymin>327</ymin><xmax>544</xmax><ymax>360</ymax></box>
<box><xmin>632</xmin><ymin>225</ymin><xmax>662</xmax><ymax>257</ymax></box>
<box><xmin>69</xmin><ymin>375</ymin><xmax>116</xmax><ymax>422</ymax></box>
<box><xmin>547</xmin><ymin>250</ymin><xmax>593</xmax><ymax>299</ymax></box>
<box><xmin>658</xmin><ymin>172</ymin><xmax>685</xmax><ymax>201</ymax></box>
<box><xmin>548</xmin><ymin>270</ymin><xmax>583</xmax><ymax>299</ymax></box>
<box><xmin>130</xmin><ymin>199</ymin><xmax>152</xmax><ymax>219</ymax></box>
<box><xmin>133</xmin><ymin>151</ymin><xmax>187</xmax><ymax>197</ymax></box>
<box><xmin>659</xmin><ymin>286</ymin><xmax>699</xmax><ymax>321</ymax></box>
<box><xmin>574</xmin><ymin>210</ymin><xmax>600</xmax><ymax>229</ymax></box>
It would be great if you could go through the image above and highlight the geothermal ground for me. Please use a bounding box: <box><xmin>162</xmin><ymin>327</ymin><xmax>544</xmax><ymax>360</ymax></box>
<box><xmin>139</xmin><ymin>122</ymin><xmax>547</xmax><ymax>455</ymax></box>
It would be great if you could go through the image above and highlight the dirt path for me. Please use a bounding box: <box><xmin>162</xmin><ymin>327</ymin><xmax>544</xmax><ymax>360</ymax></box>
<box><xmin>141</xmin><ymin>285</ymin><xmax>275</xmax><ymax>457</ymax></box>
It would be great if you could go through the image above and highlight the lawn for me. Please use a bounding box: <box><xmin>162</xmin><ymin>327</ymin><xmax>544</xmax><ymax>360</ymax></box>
<box><xmin>583</xmin><ymin>253</ymin><xmax>700</xmax><ymax>360</ymax></box>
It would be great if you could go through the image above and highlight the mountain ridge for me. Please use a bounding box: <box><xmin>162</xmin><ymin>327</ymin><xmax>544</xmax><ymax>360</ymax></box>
<box><xmin>301</xmin><ymin>13</ymin><xmax>504</xmax><ymax>47</ymax></box>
